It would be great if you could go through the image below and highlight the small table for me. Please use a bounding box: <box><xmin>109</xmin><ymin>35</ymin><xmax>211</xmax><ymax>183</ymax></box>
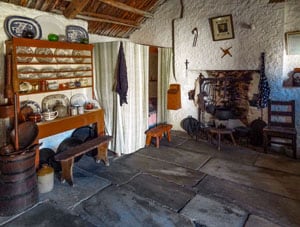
<box><xmin>208</xmin><ymin>128</ymin><xmax>236</xmax><ymax>151</ymax></box>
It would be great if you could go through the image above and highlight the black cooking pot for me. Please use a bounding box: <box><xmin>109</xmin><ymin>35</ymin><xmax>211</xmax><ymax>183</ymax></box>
<box><xmin>214</xmin><ymin>107</ymin><xmax>233</xmax><ymax>120</ymax></box>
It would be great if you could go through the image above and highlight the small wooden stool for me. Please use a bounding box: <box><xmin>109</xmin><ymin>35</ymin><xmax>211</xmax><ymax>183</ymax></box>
<box><xmin>208</xmin><ymin>128</ymin><xmax>236</xmax><ymax>151</ymax></box>
<box><xmin>145</xmin><ymin>124</ymin><xmax>172</xmax><ymax>148</ymax></box>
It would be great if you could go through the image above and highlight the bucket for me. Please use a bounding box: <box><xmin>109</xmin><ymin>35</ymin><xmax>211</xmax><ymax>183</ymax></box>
<box><xmin>0</xmin><ymin>149</ymin><xmax>38</xmax><ymax>216</ymax></box>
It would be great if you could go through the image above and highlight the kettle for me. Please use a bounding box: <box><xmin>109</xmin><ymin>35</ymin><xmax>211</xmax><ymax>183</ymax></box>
<box><xmin>53</xmin><ymin>101</ymin><xmax>68</xmax><ymax>118</ymax></box>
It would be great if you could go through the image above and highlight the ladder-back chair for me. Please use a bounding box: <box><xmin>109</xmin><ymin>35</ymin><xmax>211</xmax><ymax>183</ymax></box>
<box><xmin>263</xmin><ymin>100</ymin><xmax>297</xmax><ymax>158</ymax></box>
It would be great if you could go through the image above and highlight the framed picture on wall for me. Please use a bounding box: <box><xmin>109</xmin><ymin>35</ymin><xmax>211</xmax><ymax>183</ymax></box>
<box><xmin>285</xmin><ymin>31</ymin><xmax>300</xmax><ymax>55</ymax></box>
<box><xmin>209</xmin><ymin>14</ymin><xmax>235</xmax><ymax>41</ymax></box>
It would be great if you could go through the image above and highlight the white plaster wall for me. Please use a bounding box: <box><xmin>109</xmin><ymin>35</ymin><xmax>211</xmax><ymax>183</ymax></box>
<box><xmin>282</xmin><ymin>0</ymin><xmax>300</xmax><ymax>98</ymax></box>
<box><xmin>130</xmin><ymin>0</ymin><xmax>300</xmax><ymax>138</ymax></box>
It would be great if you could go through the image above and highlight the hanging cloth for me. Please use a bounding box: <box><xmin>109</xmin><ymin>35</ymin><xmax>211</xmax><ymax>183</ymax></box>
<box><xmin>115</xmin><ymin>42</ymin><xmax>128</xmax><ymax>106</ymax></box>
<box><xmin>257</xmin><ymin>52</ymin><xmax>270</xmax><ymax>109</ymax></box>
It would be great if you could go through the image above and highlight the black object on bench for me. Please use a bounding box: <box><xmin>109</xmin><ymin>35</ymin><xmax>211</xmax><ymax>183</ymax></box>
<box><xmin>55</xmin><ymin>135</ymin><xmax>113</xmax><ymax>186</ymax></box>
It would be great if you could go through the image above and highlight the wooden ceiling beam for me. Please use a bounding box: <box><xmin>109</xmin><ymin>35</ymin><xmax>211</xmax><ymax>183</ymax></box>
<box><xmin>76</xmin><ymin>14</ymin><xmax>139</xmax><ymax>28</ymax></box>
<box><xmin>63</xmin><ymin>0</ymin><xmax>89</xmax><ymax>19</ymax></box>
<box><xmin>80</xmin><ymin>11</ymin><xmax>139</xmax><ymax>27</ymax></box>
<box><xmin>52</xmin><ymin>9</ymin><xmax>140</xmax><ymax>28</ymax></box>
<box><xmin>98</xmin><ymin>0</ymin><xmax>153</xmax><ymax>18</ymax></box>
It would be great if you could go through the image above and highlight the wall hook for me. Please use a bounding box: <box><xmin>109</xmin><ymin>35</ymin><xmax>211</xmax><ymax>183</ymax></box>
<box><xmin>192</xmin><ymin>27</ymin><xmax>198</xmax><ymax>47</ymax></box>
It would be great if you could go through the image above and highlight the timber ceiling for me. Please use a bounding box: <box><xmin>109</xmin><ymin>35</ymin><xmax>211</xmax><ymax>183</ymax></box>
<box><xmin>0</xmin><ymin>0</ymin><xmax>168</xmax><ymax>38</ymax></box>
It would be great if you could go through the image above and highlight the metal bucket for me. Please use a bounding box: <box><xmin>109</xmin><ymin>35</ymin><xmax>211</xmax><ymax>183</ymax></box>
<box><xmin>0</xmin><ymin>149</ymin><xmax>38</xmax><ymax>216</ymax></box>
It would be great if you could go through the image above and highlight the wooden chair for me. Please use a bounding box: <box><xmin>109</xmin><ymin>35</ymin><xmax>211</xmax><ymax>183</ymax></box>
<box><xmin>263</xmin><ymin>100</ymin><xmax>297</xmax><ymax>159</ymax></box>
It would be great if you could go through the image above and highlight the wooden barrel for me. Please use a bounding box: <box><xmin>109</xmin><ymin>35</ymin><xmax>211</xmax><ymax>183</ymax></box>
<box><xmin>0</xmin><ymin>149</ymin><xmax>38</xmax><ymax>216</ymax></box>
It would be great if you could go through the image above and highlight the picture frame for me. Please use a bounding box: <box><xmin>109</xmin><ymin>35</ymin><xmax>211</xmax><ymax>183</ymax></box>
<box><xmin>209</xmin><ymin>14</ymin><xmax>234</xmax><ymax>41</ymax></box>
<box><xmin>285</xmin><ymin>31</ymin><xmax>300</xmax><ymax>55</ymax></box>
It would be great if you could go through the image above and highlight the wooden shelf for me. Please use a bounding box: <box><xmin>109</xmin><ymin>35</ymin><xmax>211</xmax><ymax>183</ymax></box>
<box><xmin>6</xmin><ymin>37</ymin><xmax>94</xmax><ymax>96</ymax></box>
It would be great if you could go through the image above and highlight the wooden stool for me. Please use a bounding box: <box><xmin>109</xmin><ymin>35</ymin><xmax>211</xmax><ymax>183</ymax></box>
<box><xmin>145</xmin><ymin>124</ymin><xmax>172</xmax><ymax>148</ymax></box>
<box><xmin>208</xmin><ymin>128</ymin><xmax>236</xmax><ymax>151</ymax></box>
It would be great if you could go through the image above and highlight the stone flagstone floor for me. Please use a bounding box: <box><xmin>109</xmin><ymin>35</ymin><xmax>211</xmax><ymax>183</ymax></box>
<box><xmin>1</xmin><ymin>130</ymin><xmax>300</xmax><ymax>226</ymax></box>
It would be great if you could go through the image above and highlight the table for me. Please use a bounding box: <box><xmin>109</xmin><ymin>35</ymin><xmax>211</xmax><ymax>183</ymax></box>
<box><xmin>34</xmin><ymin>109</ymin><xmax>107</xmax><ymax>167</ymax></box>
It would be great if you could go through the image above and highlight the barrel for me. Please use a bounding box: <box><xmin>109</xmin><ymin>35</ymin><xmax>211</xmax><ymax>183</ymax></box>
<box><xmin>0</xmin><ymin>149</ymin><xmax>38</xmax><ymax>216</ymax></box>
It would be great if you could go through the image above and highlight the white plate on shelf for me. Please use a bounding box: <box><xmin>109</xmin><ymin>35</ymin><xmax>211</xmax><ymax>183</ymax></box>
<box><xmin>4</xmin><ymin>15</ymin><xmax>42</xmax><ymax>39</ymax></box>
<box><xmin>35</xmin><ymin>15</ymin><xmax>65</xmax><ymax>40</ymax></box>
<box><xmin>72</xmin><ymin>50</ymin><xmax>84</xmax><ymax>63</ymax></box>
<box><xmin>55</xmin><ymin>49</ymin><xmax>71</xmax><ymax>63</ymax></box>
<box><xmin>66</xmin><ymin>25</ymin><xmax>89</xmax><ymax>43</ymax></box>
<box><xmin>76</xmin><ymin>66</ymin><xmax>91</xmax><ymax>71</ymax></box>
<box><xmin>18</xmin><ymin>67</ymin><xmax>38</xmax><ymax>79</ymax></box>
<box><xmin>16</xmin><ymin>46</ymin><xmax>33</xmax><ymax>63</ymax></box>
<box><xmin>39</xmin><ymin>67</ymin><xmax>57</xmax><ymax>78</ymax></box>
<box><xmin>20</xmin><ymin>100</ymin><xmax>41</xmax><ymax>113</ymax></box>
<box><xmin>57</xmin><ymin>67</ymin><xmax>73</xmax><ymax>77</ymax></box>
<box><xmin>70</xmin><ymin>93</ymin><xmax>87</xmax><ymax>107</ymax></box>
<box><xmin>42</xmin><ymin>94</ymin><xmax>70</xmax><ymax>111</ymax></box>
<box><xmin>35</xmin><ymin>48</ymin><xmax>53</xmax><ymax>63</ymax></box>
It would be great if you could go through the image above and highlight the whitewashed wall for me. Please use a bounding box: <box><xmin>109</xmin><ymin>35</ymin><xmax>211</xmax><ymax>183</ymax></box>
<box><xmin>130</xmin><ymin>0</ymin><xmax>300</xmax><ymax>140</ymax></box>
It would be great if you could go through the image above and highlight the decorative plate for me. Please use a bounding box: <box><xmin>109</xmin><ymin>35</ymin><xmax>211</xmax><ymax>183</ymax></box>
<box><xmin>16</xmin><ymin>46</ymin><xmax>33</xmax><ymax>63</ymax></box>
<box><xmin>70</xmin><ymin>93</ymin><xmax>88</xmax><ymax>107</ymax></box>
<box><xmin>42</xmin><ymin>94</ymin><xmax>69</xmax><ymax>111</ymax></box>
<box><xmin>57</xmin><ymin>67</ymin><xmax>73</xmax><ymax>77</ymax></box>
<box><xmin>18</xmin><ymin>67</ymin><xmax>38</xmax><ymax>79</ymax></box>
<box><xmin>55</xmin><ymin>49</ymin><xmax>71</xmax><ymax>63</ymax></box>
<box><xmin>4</xmin><ymin>16</ymin><xmax>42</xmax><ymax>39</ymax></box>
<box><xmin>35</xmin><ymin>48</ymin><xmax>53</xmax><ymax>63</ymax></box>
<box><xmin>76</xmin><ymin>66</ymin><xmax>91</xmax><ymax>71</ymax></box>
<box><xmin>39</xmin><ymin>67</ymin><xmax>57</xmax><ymax>78</ymax></box>
<box><xmin>72</xmin><ymin>50</ymin><xmax>84</xmax><ymax>63</ymax></box>
<box><xmin>66</xmin><ymin>25</ymin><xmax>89</xmax><ymax>43</ymax></box>
<box><xmin>20</xmin><ymin>100</ymin><xmax>41</xmax><ymax>113</ymax></box>
<box><xmin>35</xmin><ymin>15</ymin><xmax>65</xmax><ymax>40</ymax></box>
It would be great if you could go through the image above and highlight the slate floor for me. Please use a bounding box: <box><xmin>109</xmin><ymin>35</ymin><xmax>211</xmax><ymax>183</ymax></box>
<box><xmin>1</xmin><ymin>131</ymin><xmax>300</xmax><ymax>227</ymax></box>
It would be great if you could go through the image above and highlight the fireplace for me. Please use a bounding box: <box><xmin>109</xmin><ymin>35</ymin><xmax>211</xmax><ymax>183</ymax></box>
<box><xmin>197</xmin><ymin>70</ymin><xmax>261</xmax><ymax>126</ymax></box>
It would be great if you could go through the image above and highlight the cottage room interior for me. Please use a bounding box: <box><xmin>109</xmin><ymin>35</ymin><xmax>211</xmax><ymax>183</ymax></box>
<box><xmin>0</xmin><ymin>0</ymin><xmax>300</xmax><ymax>226</ymax></box>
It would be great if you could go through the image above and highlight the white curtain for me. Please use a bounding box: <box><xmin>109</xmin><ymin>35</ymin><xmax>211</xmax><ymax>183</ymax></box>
<box><xmin>157</xmin><ymin>47</ymin><xmax>173</xmax><ymax>124</ymax></box>
<box><xmin>94</xmin><ymin>41</ymin><xmax>149</xmax><ymax>155</ymax></box>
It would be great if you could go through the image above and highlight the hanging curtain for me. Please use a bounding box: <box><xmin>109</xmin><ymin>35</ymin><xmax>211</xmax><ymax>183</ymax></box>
<box><xmin>94</xmin><ymin>41</ymin><xmax>149</xmax><ymax>155</ymax></box>
<box><xmin>157</xmin><ymin>47</ymin><xmax>173</xmax><ymax>124</ymax></box>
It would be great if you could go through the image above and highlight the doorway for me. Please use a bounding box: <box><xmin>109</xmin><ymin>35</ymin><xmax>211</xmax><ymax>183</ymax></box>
<box><xmin>148</xmin><ymin>46</ymin><xmax>158</xmax><ymax>128</ymax></box>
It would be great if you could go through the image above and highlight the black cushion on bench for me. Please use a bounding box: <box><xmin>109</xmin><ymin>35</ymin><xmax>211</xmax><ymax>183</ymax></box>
<box><xmin>55</xmin><ymin>136</ymin><xmax>113</xmax><ymax>162</ymax></box>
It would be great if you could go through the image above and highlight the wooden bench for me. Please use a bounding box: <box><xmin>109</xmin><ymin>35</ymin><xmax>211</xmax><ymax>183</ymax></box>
<box><xmin>145</xmin><ymin>124</ymin><xmax>172</xmax><ymax>148</ymax></box>
<box><xmin>55</xmin><ymin>135</ymin><xmax>113</xmax><ymax>186</ymax></box>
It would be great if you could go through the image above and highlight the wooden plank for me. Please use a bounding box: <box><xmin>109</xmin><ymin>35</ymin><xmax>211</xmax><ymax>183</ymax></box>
<box><xmin>76</xmin><ymin>14</ymin><xmax>139</xmax><ymax>28</ymax></box>
<box><xmin>98</xmin><ymin>0</ymin><xmax>153</xmax><ymax>18</ymax></box>
<box><xmin>52</xmin><ymin>9</ymin><xmax>140</xmax><ymax>28</ymax></box>
<box><xmin>80</xmin><ymin>11</ymin><xmax>140</xmax><ymax>27</ymax></box>
<box><xmin>55</xmin><ymin>136</ymin><xmax>113</xmax><ymax>161</ymax></box>
<box><xmin>63</xmin><ymin>0</ymin><xmax>89</xmax><ymax>19</ymax></box>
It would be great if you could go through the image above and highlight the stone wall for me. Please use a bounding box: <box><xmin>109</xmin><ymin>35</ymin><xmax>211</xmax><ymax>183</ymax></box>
<box><xmin>130</xmin><ymin>0</ymin><xmax>300</xmax><ymax>143</ymax></box>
